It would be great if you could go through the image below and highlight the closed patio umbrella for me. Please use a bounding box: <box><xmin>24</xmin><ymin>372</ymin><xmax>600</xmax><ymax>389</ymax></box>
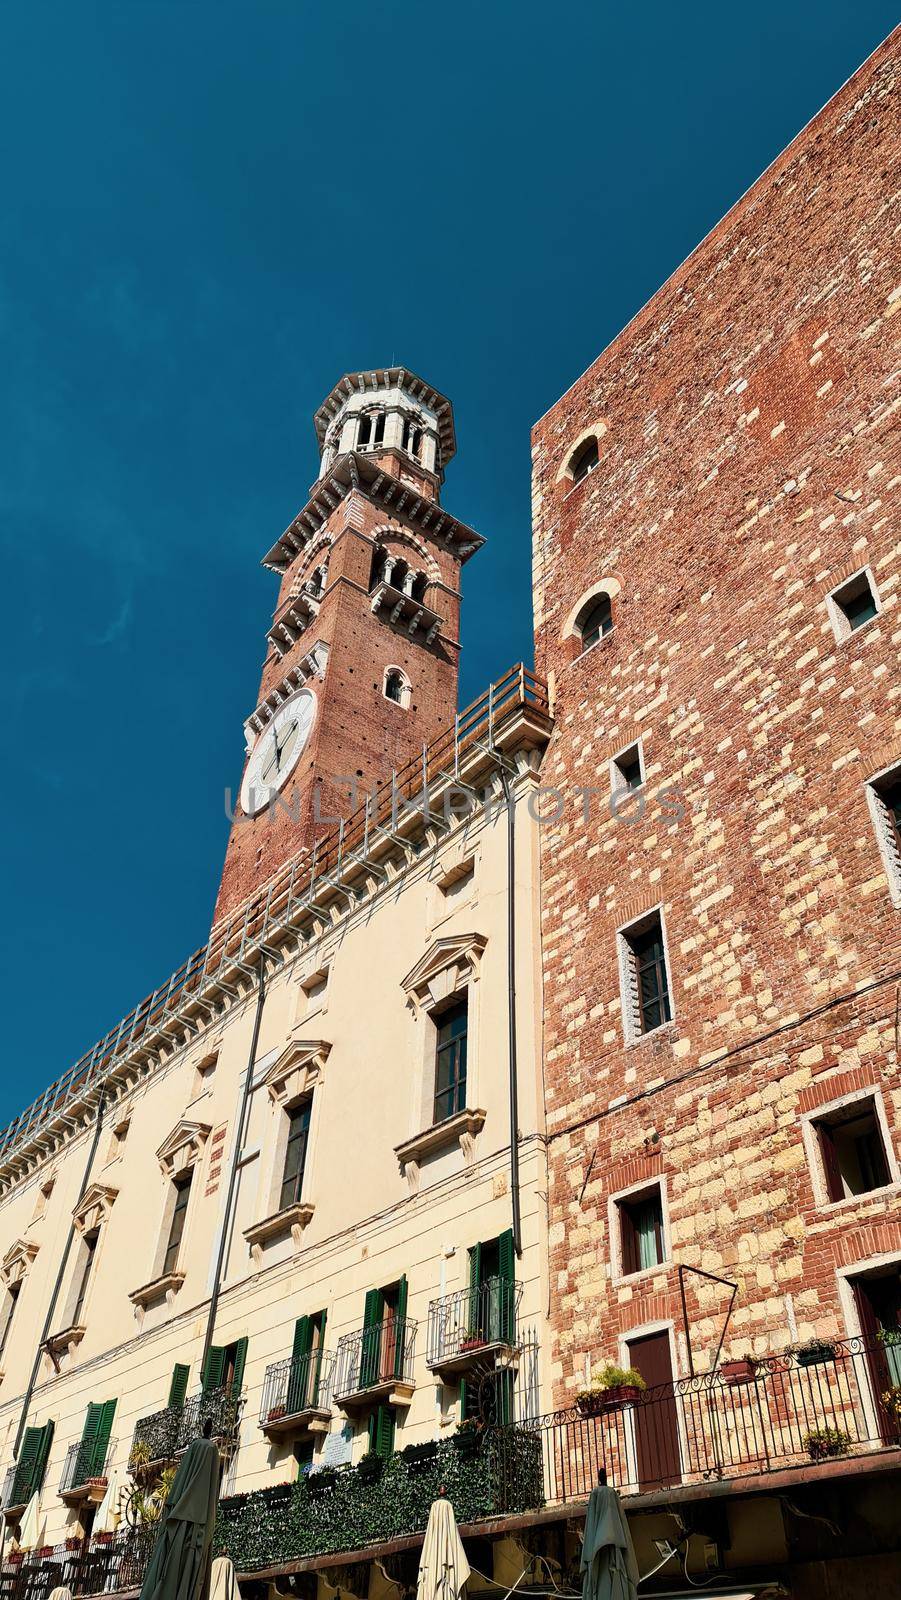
<box><xmin>138</xmin><ymin>1433</ymin><xmax>221</xmax><ymax>1600</ymax></box>
<box><xmin>18</xmin><ymin>1492</ymin><xmax>45</xmax><ymax>1553</ymax></box>
<box><xmin>209</xmin><ymin>1556</ymin><xmax>237</xmax><ymax>1600</ymax></box>
<box><xmin>417</xmin><ymin>1498</ymin><xmax>471</xmax><ymax>1600</ymax></box>
<box><xmin>48</xmin><ymin>1588</ymin><xmax>73</xmax><ymax>1600</ymax></box>
<box><xmin>95</xmin><ymin>1468</ymin><xmax>122</xmax><ymax>1534</ymax></box>
<box><xmin>580</xmin><ymin>1485</ymin><xmax>638</xmax><ymax>1600</ymax></box>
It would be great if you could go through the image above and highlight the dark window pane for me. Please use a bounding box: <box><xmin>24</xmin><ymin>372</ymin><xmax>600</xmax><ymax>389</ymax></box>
<box><xmin>434</xmin><ymin>1001</ymin><xmax>468</xmax><ymax>1123</ymax></box>
<box><xmin>571</xmin><ymin>438</ymin><xmax>599</xmax><ymax>484</ymax></box>
<box><xmin>841</xmin><ymin>581</ymin><xmax>878</xmax><ymax>630</ymax></box>
<box><xmin>579</xmin><ymin>595</ymin><xmax>612</xmax><ymax>651</ymax></box>
<box><xmin>163</xmin><ymin>1171</ymin><xmax>193</xmax><ymax>1276</ymax></box>
<box><xmin>72</xmin><ymin>1233</ymin><xmax>98</xmax><ymax>1326</ymax></box>
<box><xmin>631</xmin><ymin>922</ymin><xmax>671</xmax><ymax>1033</ymax></box>
<box><xmin>280</xmin><ymin>1102</ymin><xmax>312</xmax><ymax>1210</ymax></box>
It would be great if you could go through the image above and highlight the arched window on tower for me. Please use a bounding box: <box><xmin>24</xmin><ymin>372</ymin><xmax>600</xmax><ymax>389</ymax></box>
<box><xmin>384</xmin><ymin>668</ymin><xmax>412</xmax><ymax>709</ymax></box>
<box><xmin>569</xmin><ymin>436</ymin><xmax>599</xmax><ymax>485</ymax></box>
<box><xmin>357</xmin><ymin>414</ymin><xmax>373</xmax><ymax>448</ymax></box>
<box><xmin>577</xmin><ymin>592</ymin><xmax>613</xmax><ymax>652</ymax></box>
<box><xmin>402</xmin><ymin>418</ymin><xmax>423</xmax><ymax>459</ymax></box>
<box><xmin>373</xmin><ymin>412</ymin><xmax>385</xmax><ymax>446</ymax></box>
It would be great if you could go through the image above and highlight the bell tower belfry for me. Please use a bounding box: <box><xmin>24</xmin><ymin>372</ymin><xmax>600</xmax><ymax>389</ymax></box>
<box><xmin>214</xmin><ymin>366</ymin><xmax>484</xmax><ymax>924</ymax></box>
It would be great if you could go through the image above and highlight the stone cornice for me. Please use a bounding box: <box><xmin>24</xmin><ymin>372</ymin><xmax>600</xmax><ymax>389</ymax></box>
<box><xmin>155</xmin><ymin>1120</ymin><xmax>212</xmax><ymax>1178</ymax></box>
<box><xmin>314</xmin><ymin>367</ymin><xmax>456</xmax><ymax>461</ymax></box>
<box><xmin>73</xmin><ymin>1182</ymin><xmax>119</xmax><ymax>1234</ymax></box>
<box><xmin>1</xmin><ymin>1238</ymin><xmax>39</xmax><ymax>1288</ymax></box>
<box><xmin>259</xmin><ymin>1040</ymin><xmax>330</xmax><ymax>1106</ymax></box>
<box><xmin>401</xmin><ymin>933</ymin><xmax>487</xmax><ymax>1016</ymax></box>
<box><xmin>262</xmin><ymin>453</ymin><xmax>484</xmax><ymax>574</ymax></box>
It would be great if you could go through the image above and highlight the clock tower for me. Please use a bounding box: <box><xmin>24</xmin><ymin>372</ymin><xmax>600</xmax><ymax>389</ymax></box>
<box><xmin>214</xmin><ymin>367</ymin><xmax>484</xmax><ymax>924</ymax></box>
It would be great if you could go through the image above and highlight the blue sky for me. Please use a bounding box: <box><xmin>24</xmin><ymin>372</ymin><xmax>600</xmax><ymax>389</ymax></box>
<box><xmin>0</xmin><ymin>2</ymin><xmax>895</xmax><ymax>1124</ymax></box>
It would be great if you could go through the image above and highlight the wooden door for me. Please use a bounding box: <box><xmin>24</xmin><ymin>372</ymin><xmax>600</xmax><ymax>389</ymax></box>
<box><xmin>852</xmin><ymin>1272</ymin><xmax>901</xmax><ymax>1443</ymax></box>
<box><xmin>627</xmin><ymin>1330</ymin><xmax>681</xmax><ymax>1489</ymax></box>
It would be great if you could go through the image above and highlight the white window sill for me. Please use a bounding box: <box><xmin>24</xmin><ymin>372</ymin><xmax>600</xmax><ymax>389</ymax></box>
<box><xmin>612</xmin><ymin>1259</ymin><xmax>671</xmax><ymax>1290</ymax></box>
<box><xmin>814</xmin><ymin>1179</ymin><xmax>900</xmax><ymax>1215</ymax></box>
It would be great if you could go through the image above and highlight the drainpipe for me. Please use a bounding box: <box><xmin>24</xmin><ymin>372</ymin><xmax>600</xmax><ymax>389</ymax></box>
<box><xmin>11</xmin><ymin>1090</ymin><xmax>107</xmax><ymax>1463</ymax></box>
<box><xmin>499</xmin><ymin>772</ymin><xmax>522</xmax><ymax>1259</ymax></box>
<box><xmin>200</xmin><ymin>955</ymin><xmax>267</xmax><ymax>1379</ymax></box>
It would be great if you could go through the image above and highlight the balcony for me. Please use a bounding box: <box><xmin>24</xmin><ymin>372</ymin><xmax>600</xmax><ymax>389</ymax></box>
<box><xmin>427</xmin><ymin>1278</ymin><xmax>523</xmax><ymax>1381</ymax></box>
<box><xmin>59</xmin><ymin>1438</ymin><xmax>117</xmax><ymax>1505</ymax></box>
<box><xmin>215</xmin><ymin>1425</ymin><xmax>543</xmax><ymax>1570</ymax></box>
<box><xmin>333</xmin><ymin>1317</ymin><xmax>416</xmax><ymax>1412</ymax></box>
<box><xmin>2</xmin><ymin>1463</ymin><xmax>31</xmax><ymax>1517</ymax></box>
<box><xmin>260</xmin><ymin>1349</ymin><xmax>335</xmax><ymax>1438</ymax></box>
<box><xmin>369</xmin><ymin>580</ymin><xmax>440</xmax><ymax>642</ymax></box>
<box><xmin>130</xmin><ymin>1385</ymin><xmax>243</xmax><ymax>1469</ymax></box>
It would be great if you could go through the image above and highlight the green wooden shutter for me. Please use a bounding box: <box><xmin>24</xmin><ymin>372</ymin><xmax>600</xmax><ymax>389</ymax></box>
<box><xmin>230</xmin><ymin>1337</ymin><xmax>248</xmax><ymax>1395</ymax></box>
<box><xmin>202</xmin><ymin>1346</ymin><xmax>226</xmax><ymax>1393</ymax></box>
<box><xmin>168</xmin><ymin>1365</ymin><xmax>190</xmax><ymax>1410</ymax></box>
<box><xmin>92</xmin><ymin>1400</ymin><xmax>117</xmax><ymax>1475</ymax></box>
<box><xmin>360</xmin><ymin>1289</ymin><xmax>382</xmax><ymax>1389</ymax></box>
<box><xmin>368</xmin><ymin>1404</ymin><xmax>395</xmax><ymax>1461</ymax></box>
<box><xmin>313</xmin><ymin>1310</ymin><xmax>327</xmax><ymax>1406</ymax></box>
<box><xmin>14</xmin><ymin>1427</ymin><xmax>42</xmax><ymax>1502</ymax></box>
<box><xmin>78</xmin><ymin>1401</ymin><xmax>102</xmax><ymax>1479</ymax></box>
<box><xmin>287</xmin><ymin>1318</ymin><xmax>312</xmax><ymax>1414</ymax></box>
<box><xmin>393</xmin><ymin>1277</ymin><xmax>408</xmax><ymax>1379</ymax></box>
<box><xmin>497</xmin><ymin>1229</ymin><xmax>515</xmax><ymax>1341</ymax></box>
<box><xmin>467</xmin><ymin>1242</ymin><xmax>482</xmax><ymax>1335</ymax></box>
<box><xmin>33</xmin><ymin>1420</ymin><xmax>54</xmax><ymax>1491</ymax></box>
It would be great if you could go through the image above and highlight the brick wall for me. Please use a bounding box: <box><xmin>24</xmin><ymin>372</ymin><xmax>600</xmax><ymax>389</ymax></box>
<box><xmin>531</xmin><ymin>31</ymin><xmax>901</xmax><ymax>1397</ymax></box>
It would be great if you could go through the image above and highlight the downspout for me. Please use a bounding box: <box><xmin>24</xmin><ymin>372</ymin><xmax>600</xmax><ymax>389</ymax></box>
<box><xmin>12</xmin><ymin>1090</ymin><xmax>107</xmax><ymax>1462</ymax></box>
<box><xmin>200</xmin><ymin>955</ymin><xmax>267</xmax><ymax>1378</ymax></box>
<box><xmin>499</xmin><ymin>771</ymin><xmax>522</xmax><ymax>1258</ymax></box>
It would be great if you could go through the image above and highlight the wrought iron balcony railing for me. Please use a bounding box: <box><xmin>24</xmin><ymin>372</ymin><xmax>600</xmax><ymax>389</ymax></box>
<box><xmin>334</xmin><ymin>1317</ymin><xmax>417</xmax><ymax>1409</ymax></box>
<box><xmin>260</xmin><ymin>1350</ymin><xmax>335</xmax><ymax>1435</ymax></box>
<box><xmin>59</xmin><ymin>1438</ymin><xmax>117</xmax><ymax>1502</ymax></box>
<box><xmin>427</xmin><ymin>1278</ymin><xmax>523</xmax><ymax>1376</ymax></box>
<box><xmin>0</xmin><ymin>1528</ymin><xmax>154</xmax><ymax>1600</ymax></box>
<box><xmin>129</xmin><ymin>1384</ymin><xmax>244</xmax><ymax>1469</ymax></box>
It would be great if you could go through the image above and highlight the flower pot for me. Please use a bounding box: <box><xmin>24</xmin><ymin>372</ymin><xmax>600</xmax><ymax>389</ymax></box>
<box><xmin>577</xmin><ymin>1385</ymin><xmax>642</xmax><ymax>1416</ymax></box>
<box><xmin>267</xmin><ymin>1406</ymin><xmax>287</xmax><ymax>1423</ymax></box>
<box><xmin>453</xmin><ymin>1426</ymin><xmax>483</xmax><ymax>1455</ymax></box>
<box><xmin>64</xmin><ymin>1540</ymin><xmax>82</xmax><ymax>1552</ymax></box>
<box><xmin>8</xmin><ymin>1553</ymin><xmax>23</xmax><ymax>1566</ymax></box>
<box><xmin>36</xmin><ymin>1548</ymin><xmax>54</xmax><ymax>1559</ymax></box>
<box><xmin>460</xmin><ymin>1338</ymin><xmax>487</xmax><ymax>1353</ymax></box>
<box><xmin>796</xmin><ymin>1344</ymin><xmax>835</xmax><ymax>1368</ymax></box>
<box><xmin>94</xmin><ymin>1533</ymin><xmax>114</xmax><ymax>1547</ymax></box>
<box><xmin>720</xmin><ymin>1359</ymin><xmax>756</xmax><ymax>1385</ymax></box>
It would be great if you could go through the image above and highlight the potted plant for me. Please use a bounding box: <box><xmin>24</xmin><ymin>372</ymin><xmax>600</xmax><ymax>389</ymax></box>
<box><xmin>306</xmin><ymin>1465</ymin><xmax>338</xmax><ymax>1499</ymax></box>
<box><xmin>64</xmin><ymin>1538</ymin><xmax>82</xmax><ymax>1552</ymax></box>
<box><xmin>8</xmin><ymin>1550</ymin><xmax>23</xmax><ymax>1566</ymax></box>
<box><xmin>460</xmin><ymin>1330</ymin><xmax>487</xmax><ymax>1354</ymax></box>
<box><xmin>576</xmin><ymin>1365</ymin><xmax>647</xmax><ymax>1415</ymax></box>
<box><xmin>86</xmin><ymin>1475</ymin><xmax>108</xmax><ymax>1489</ymax></box>
<box><xmin>881</xmin><ymin>1385</ymin><xmax>901</xmax><ymax>1426</ymax></box>
<box><xmin>267</xmin><ymin>1404</ymin><xmax>287</xmax><ymax>1424</ymax></box>
<box><xmin>876</xmin><ymin>1328</ymin><xmax>901</xmax><ymax>1349</ymax></box>
<box><xmin>719</xmin><ymin>1357</ymin><xmax>757</xmax><ymax>1385</ymax></box>
<box><xmin>795</xmin><ymin>1338</ymin><xmax>836</xmax><ymax>1368</ymax></box>
<box><xmin>803</xmin><ymin>1427</ymin><xmax>851</xmax><ymax>1461</ymax></box>
<box><xmin>453</xmin><ymin>1417</ymin><xmax>485</xmax><ymax>1455</ymax></box>
<box><xmin>36</xmin><ymin>1546</ymin><xmax>54</xmax><ymax>1559</ymax></box>
<box><xmin>357</xmin><ymin>1450</ymin><xmax>384</xmax><ymax>1485</ymax></box>
<box><xmin>94</xmin><ymin>1531</ymin><xmax>115</xmax><ymax>1546</ymax></box>
<box><xmin>400</xmin><ymin>1440</ymin><xmax>438</xmax><ymax>1471</ymax></box>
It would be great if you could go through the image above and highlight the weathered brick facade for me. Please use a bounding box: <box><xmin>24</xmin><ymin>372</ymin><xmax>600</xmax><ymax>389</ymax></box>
<box><xmin>531</xmin><ymin>32</ymin><xmax>901</xmax><ymax>1396</ymax></box>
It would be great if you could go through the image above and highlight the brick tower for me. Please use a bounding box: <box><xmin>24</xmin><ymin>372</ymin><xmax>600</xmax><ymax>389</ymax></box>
<box><xmin>214</xmin><ymin>367</ymin><xmax>484</xmax><ymax>923</ymax></box>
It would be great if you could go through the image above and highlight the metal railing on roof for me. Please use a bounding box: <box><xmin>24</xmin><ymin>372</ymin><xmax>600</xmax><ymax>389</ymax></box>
<box><xmin>0</xmin><ymin>665</ymin><xmax>550</xmax><ymax>1179</ymax></box>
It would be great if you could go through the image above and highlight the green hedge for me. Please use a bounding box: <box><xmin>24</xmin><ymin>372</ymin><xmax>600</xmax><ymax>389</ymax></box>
<box><xmin>215</xmin><ymin>1428</ymin><xmax>545</xmax><ymax>1572</ymax></box>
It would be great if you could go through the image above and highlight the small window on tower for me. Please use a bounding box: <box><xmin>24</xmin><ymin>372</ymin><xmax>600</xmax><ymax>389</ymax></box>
<box><xmin>611</xmin><ymin>741</ymin><xmax>645</xmax><ymax>796</ymax></box>
<box><xmin>577</xmin><ymin>593</ymin><xmax>613</xmax><ymax>653</ymax></box>
<box><xmin>569</xmin><ymin>436</ymin><xmax>599</xmax><ymax>485</ymax></box>
<box><xmin>357</xmin><ymin>414</ymin><xmax>373</xmax><ymax>448</ymax></box>
<box><xmin>866</xmin><ymin>764</ymin><xmax>901</xmax><ymax>908</ymax></box>
<box><xmin>618</xmin><ymin>908</ymin><xmax>673</xmax><ymax>1043</ymax></box>
<box><xmin>827</xmin><ymin>567</ymin><xmax>881</xmax><ymax>642</ymax></box>
<box><xmin>373</xmin><ymin>412</ymin><xmax>385</xmax><ymax>446</ymax></box>
<box><xmin>383</xmin><ymin>668</ymin><xmax>411</xmax><ymax>709</ymax></box>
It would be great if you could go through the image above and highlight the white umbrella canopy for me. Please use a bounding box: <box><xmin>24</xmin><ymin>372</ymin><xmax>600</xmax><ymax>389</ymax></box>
<box><xmin>18</xmin><ymin>1492</ymin><xmax>45</xmax><ymax>1553</ymax></box>
<box><xmin>209</xmin><ymin>1557</ymin><xmax>237</xmax><ymax>1600</ymax></box>
<box><xmin>417</xmin><ymin>1498</ymin><xmax>471</xmax><ymax>1600</ymax></box>
<box><xmin>95</xmin><ymin>1468</ymin><xmax>122</xmax><ymax>1535</ymax></box>
<box><xmin>48</xmin><ymin>1588</ymin><xmax>73</xmax><ymax>1600</ymax></box>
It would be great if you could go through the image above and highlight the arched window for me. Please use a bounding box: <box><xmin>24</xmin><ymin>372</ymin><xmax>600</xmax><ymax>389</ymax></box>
<box><xmin>578</xmin><ymin>593</ymin><xmax>613</xmax><ymax>651</ymax></box>
<box><xmin>384</xmin><ymin>668</ymin><xmax>411</xmax><ymax>708</ymax></box>
<box><xmin>570</xmin><ymin>436</ymin><xmax>599</xmax><ymax>484</ymax></box>
<box><xmin>357</xmin><ymin>414</ymin><xmax>373</xmax><ymax>448</ymax></box>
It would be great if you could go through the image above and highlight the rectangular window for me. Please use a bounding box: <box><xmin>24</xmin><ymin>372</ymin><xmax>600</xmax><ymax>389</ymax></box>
<box><xmin>619</xmin><ymin>910</ymin><xmax>672</xmax><ymax>1042</ymax></box>
<box><xmin>827</xmin><ymin>567</ymin><xmax>880</xmax><ymax>640</ymax></box>
<box><xmin>867</xmin><ymin>765</ymin><xmax>901</xmax><ymax>908</ymax></box>
<box><xmin>617</xmin><ymin>1186</ymin><xmax>666</xmax><ymax>1275</ymax></box>
<box><xmin>434</xmin><ymin>999</ymin><xmax>468</xmax><ymax>1123</ymax></box>
<box><xmin>71</xmin><ymin>1231</ymin><xmax>98</xmax><ymax>1327</ymax></box>
<box><xmin>162</xmin><ymin>1171</ymin><xmax>193</xmax><ymax>1276</ymax></box>
<box><xmin>279</xmin><ymin>1101</ymin><xmax>312</xmax><ymax>1211</ymax></box>
<box><xmin>0</xmin><ymin>1282</ymin><xmax>20</xmax><ymax>1364</ymax></box>
<box><xmin>814</xmin><ymin>1099</ymin><xmax>891</xmax><ymax>1202</ymax></box>
<box><xmin>611</xmin><ymin>741</ymin><xmax>645</xmax><ymax>795</ymax></box>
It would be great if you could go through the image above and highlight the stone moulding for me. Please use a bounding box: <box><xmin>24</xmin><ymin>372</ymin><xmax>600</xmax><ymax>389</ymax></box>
<box><xmin>244</xmin><ymin>1201</ymin><xmax>315</xmax><ymax>1259</ymax></box>
<box><xmin>260</xmin><ymin>1040</ymin><xmax>330</xmax><ymax>1106</ymax></box>
<box><xmin>128</xmin><ymin>1270</ymin><xmax>186</xmax><ymax>1310</ymax></box>
<box><xmin>394</xmin><ymin>1108</ymin><xmax>486</xmax><ymax>1174</ymax></box>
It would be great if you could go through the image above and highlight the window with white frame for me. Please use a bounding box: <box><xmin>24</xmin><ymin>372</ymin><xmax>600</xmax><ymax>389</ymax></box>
<box><xmin>866</xmin><ymin>764</ymin><xmax>901</xmax><ymax>908</ymax></box>
<box><xmin>384</xmin><ymin>667</ymin><xmax>412</xmax><ymax>709</ymax></box>
<box><xmin>810</xmin><ymin>1094</ymin><xmax>893</xmax><ymax>1204</ymax></box>
<box><xmin>618</xmin><ymin>909</ymin><xmax>673</xmax><ymax>1042</ymax></box>
<box><xmin>615</xmin><ymin>1183</ymin><xmax>667</xmax><ymax>1276</ymax></box>
<box><xmin>827</xmin><ymin>567</ymin><xmax>881</xmax><ymax>642</ymax></box>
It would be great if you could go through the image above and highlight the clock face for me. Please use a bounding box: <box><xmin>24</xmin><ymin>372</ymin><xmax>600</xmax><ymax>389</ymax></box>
<box><xmin>241</xmin><ymin>689</ymin><xmax>317</xmax><ymax>817</ymax></box>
